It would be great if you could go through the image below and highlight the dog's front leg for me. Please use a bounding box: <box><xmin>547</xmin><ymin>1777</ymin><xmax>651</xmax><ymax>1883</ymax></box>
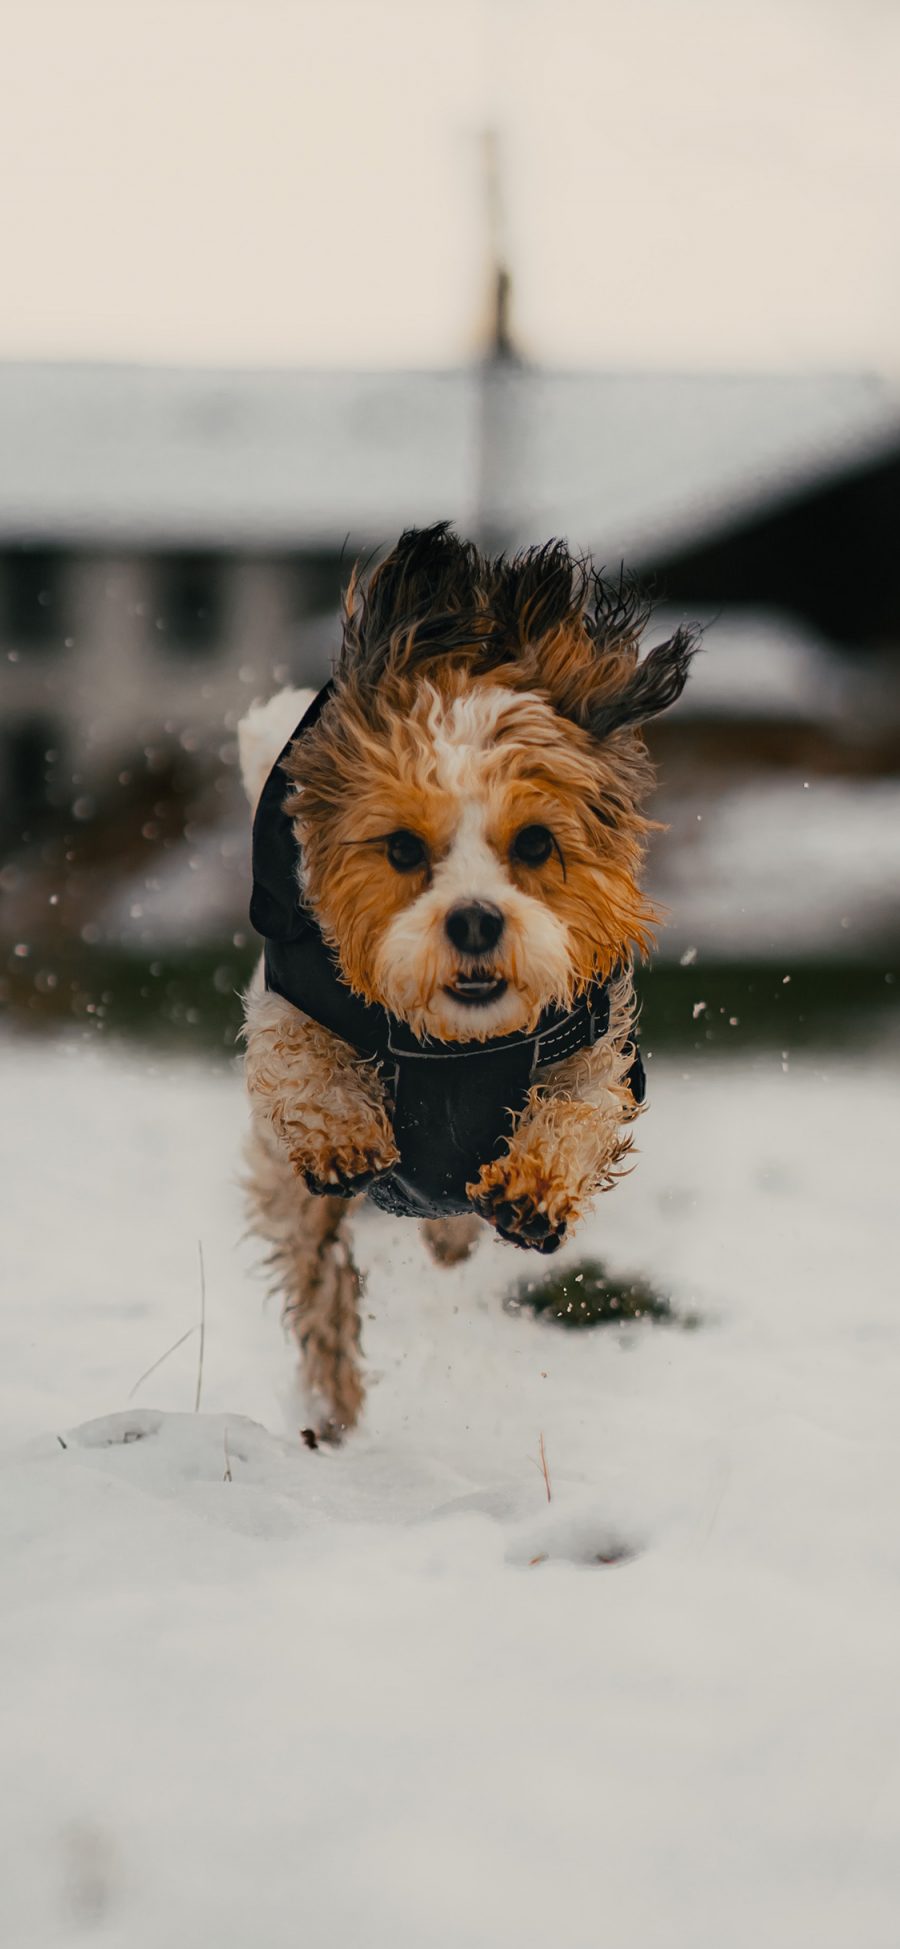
<box><xmin>244</xmin><ymin>985</ymin><xmax>398</xmax><ymax>1195</ymax></box>
<box><xmin>468</xmin><ymin>971</ymin><xmax>642</xmax><ymax>1254</ymax></box>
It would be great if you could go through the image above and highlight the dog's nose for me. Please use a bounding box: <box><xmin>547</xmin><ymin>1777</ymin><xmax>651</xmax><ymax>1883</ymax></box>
<box><xmin>445</xmin><ymin>902</ymin><xmax>505</xmax><ymax>956</ymax></box>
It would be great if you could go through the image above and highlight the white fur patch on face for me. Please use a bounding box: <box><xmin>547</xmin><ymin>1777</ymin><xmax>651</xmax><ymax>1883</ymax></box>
<box><xmin>423</xmin><ymin>684</ymin><xmax>518</xmax><ymax>792</ymax></box>
<box><xmin>372</xmin><ymin>685</ymin><xmax>574</xmax><ymax>1039</ymax></box>
<box><xmin>433</xmin><ymin>799</ymin><xmax>509</xmax><ymax>907</ymax></box>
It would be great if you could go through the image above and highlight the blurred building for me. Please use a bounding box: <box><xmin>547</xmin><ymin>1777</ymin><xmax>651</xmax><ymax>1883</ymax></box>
<box><xmin>1</xmin><ymin>358</ymin><xmax>899</xmax><ymax>827</ymax></box>
<box><xmin>651</xmin><ymin>441</ymin><xmax>900</xmax><ymax>653</ymax></box>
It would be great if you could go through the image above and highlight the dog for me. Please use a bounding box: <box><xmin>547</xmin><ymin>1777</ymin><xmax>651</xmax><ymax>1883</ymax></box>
<box><xmin>239</xmin><ymin>525</ymin><xmax>698</xmax><ymax>1435</ymax></box>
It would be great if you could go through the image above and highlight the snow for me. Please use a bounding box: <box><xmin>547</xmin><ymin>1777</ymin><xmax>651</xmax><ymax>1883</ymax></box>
<box><xmin>653</xmin><ymin>774</ymin><xmax>900</xmax><ymax>960</ymax></box>
<box><xmin>652</xmin><ymin>608</ymin><xmax>853</xmax><ymax>723</ymax></box>
<box><xmin>97</xmin><ymin>811</ymin><xmax>251</xmax><ymax>951</ymax></box>
<box><xmin>2</xmin><ymin>1034</ymin><xmax>899</xmax><ymax>1947</ymax></box>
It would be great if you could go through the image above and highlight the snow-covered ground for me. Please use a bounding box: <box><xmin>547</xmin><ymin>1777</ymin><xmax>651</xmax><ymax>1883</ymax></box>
<box><xmin>2</xmin><ymin>1034</ymin><xmax>899</xmax><ymax>1948</ymax></box>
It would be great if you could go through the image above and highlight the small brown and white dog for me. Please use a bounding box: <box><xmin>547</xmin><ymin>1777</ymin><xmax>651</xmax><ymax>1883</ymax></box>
<box><xmin>239</xmin><ymin>526</ymin><xmax>698</xmax><ymax>1436</ymax></box>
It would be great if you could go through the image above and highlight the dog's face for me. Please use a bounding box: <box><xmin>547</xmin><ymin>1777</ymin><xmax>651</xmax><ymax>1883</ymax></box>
<box><xmin>284</xmin><ymin>528</ymin><xmax>698</xmax><ymax>1041</ymax></box>
<box><xmin>288</xmin><ymin>676</ymin><xmax>654</xmax><ymax>1039</ymax></box>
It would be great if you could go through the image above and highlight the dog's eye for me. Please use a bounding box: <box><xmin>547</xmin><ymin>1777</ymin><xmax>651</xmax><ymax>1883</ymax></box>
<box><xmin>511</xmin><ymin>824</ymin><xmax>555</xmax><ymax>867</ymax></box>
<box><xmin>385</xmin><ymin>829</ymin><xmax>428</xmax><ymax>873</ymax></box>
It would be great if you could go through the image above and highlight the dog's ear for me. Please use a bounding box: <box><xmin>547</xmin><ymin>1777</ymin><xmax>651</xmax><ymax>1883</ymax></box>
<box><xmin>585</xmin><ymin>624</ymin><xmax>701</xmax><ymax>740</ymax></box>
<box><xmin>339</xmin><ymin>524</ymin><xmax>486</xmax><ymax>689</ymax></box>
<box><xmin>492</xmin><ymin>541</ymin><xmax>587</xmax><ymax>648</ymax></box>
<box><xmin>495</xmin><ymin>552</ymin><xmax>700</xmax><ymax>734</ymax></box>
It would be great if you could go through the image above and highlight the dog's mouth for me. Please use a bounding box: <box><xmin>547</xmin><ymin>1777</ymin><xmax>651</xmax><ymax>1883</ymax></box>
<box><xmin>443</xmin><ymin>969</ymin><xmax>508</xmax><ymax>1008</ymax></box>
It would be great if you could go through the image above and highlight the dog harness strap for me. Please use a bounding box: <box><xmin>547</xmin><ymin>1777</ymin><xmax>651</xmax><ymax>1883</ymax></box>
<box><xmin>249</xmin><ymin>682</ymin><xmax>335</xmax><ymax>946</ymax></box>
<box><xmin>384</xmin><ymin>980</ymin><xmax>608</xmax><ymax>1066</ymax></box>
<box><xmin>532</xmin><ymin>983</ymin><xmax>610</xmax><ymax>1067</ymax></box>
<box><xmin>263</xmin><ymin>937</ymin><xmax>392</xmax><ymax>1062</ymax></box>
<box><xmin>250</xmin><ymin>683</ymin><xmax>645</xmax><ymax>1219</ymax></box>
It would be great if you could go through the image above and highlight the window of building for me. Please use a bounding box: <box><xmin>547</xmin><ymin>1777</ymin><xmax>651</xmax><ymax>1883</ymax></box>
<box><xmin>4</xmin><ymin>547</ymin><xmax>65</xmax><ymax>648</ymax></box>
<box><xmin>156</xmin><ymin>553</ymin><xmax>223</xmax><ymax>653</ymax></box>
<box><xmin>1</xmin><ymin>715</ymin><xmax>62</xmax><ymax>830</ymax></box>
<box><xmin>290</xmin><ymin>549</ymin><xmax>345</xmax><ymax>619</ymax></box>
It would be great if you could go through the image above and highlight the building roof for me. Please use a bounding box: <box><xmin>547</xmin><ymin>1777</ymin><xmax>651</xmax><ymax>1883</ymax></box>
<box><xmin>1</xmin><ymin>361</ymin><xmax>896</xmax><ymax>558</ymax></box>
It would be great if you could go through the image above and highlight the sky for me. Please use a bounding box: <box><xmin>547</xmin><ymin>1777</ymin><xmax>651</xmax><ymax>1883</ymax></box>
<box><xmin>2</xmin><ymin>0</ymin><xmax>900</xmax><ymax>375</ymax></box>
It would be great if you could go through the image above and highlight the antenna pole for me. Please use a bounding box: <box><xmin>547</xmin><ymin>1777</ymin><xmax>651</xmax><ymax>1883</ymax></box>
<box><xmin>476</xmin><ymin>128</ymin><xmax>519</xmax><ymax>549</ymax></box>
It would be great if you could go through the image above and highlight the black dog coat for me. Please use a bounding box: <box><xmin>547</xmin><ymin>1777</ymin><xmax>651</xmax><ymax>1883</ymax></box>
<box><xmin>249</xmin><ymin>685</ymin><xmax>645</xmax><ymax>1221</ymax></box>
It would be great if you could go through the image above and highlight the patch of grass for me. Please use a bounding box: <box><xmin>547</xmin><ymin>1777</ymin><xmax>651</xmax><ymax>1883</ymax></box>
<box><xmin>505</xmin><ymin>1257</ymin><xmax>701</xmax><ymax>1332</ymax></box>
<box><xmin>635</xmin><ymin>958</ymin><xmax>898</xmax><ymax>1053</ymax></box>
<box><xmin>0</xmin><ymin>941</ymin><xmax>257</xmax><ymax>1055</ymax></box>
<box><xmin>1</xmin><ymin>938</ymin><xmax>896</xmax><ymax>1058</ymax></box>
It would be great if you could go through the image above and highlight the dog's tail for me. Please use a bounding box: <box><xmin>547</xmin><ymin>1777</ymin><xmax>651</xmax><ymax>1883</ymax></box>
<box><xmin>237</xmin><ymin>688</ymin><xmax>315</xmax><ymax>810</ymax></box>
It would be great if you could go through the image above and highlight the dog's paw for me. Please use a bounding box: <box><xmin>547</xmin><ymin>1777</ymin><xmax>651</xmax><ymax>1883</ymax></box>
<box><xmin>301</xmin><ymin>1156</ymin><xmax>389</xmax><ymax>1200</ymax></box>
<box><xmin>290</xmin><ymin>1123</ymin><xmax>400</xmax><ymax>1200</ymax></box>
<box><xmin>467</xmin><ymin>1156</ymin><xmax>577</xmax><ymax>1254</ymax></box>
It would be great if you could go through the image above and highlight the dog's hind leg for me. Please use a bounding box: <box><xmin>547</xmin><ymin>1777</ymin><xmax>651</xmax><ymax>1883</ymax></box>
<box><xmin>421</xmin><ymin>1214</ymin><xmax>481</xmax><ymax>1267</ymax></box>
<box><xmin>245</xmin><ymin>1123</ymin><xmax>365</xmax><ymax>1437</ymax></box>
